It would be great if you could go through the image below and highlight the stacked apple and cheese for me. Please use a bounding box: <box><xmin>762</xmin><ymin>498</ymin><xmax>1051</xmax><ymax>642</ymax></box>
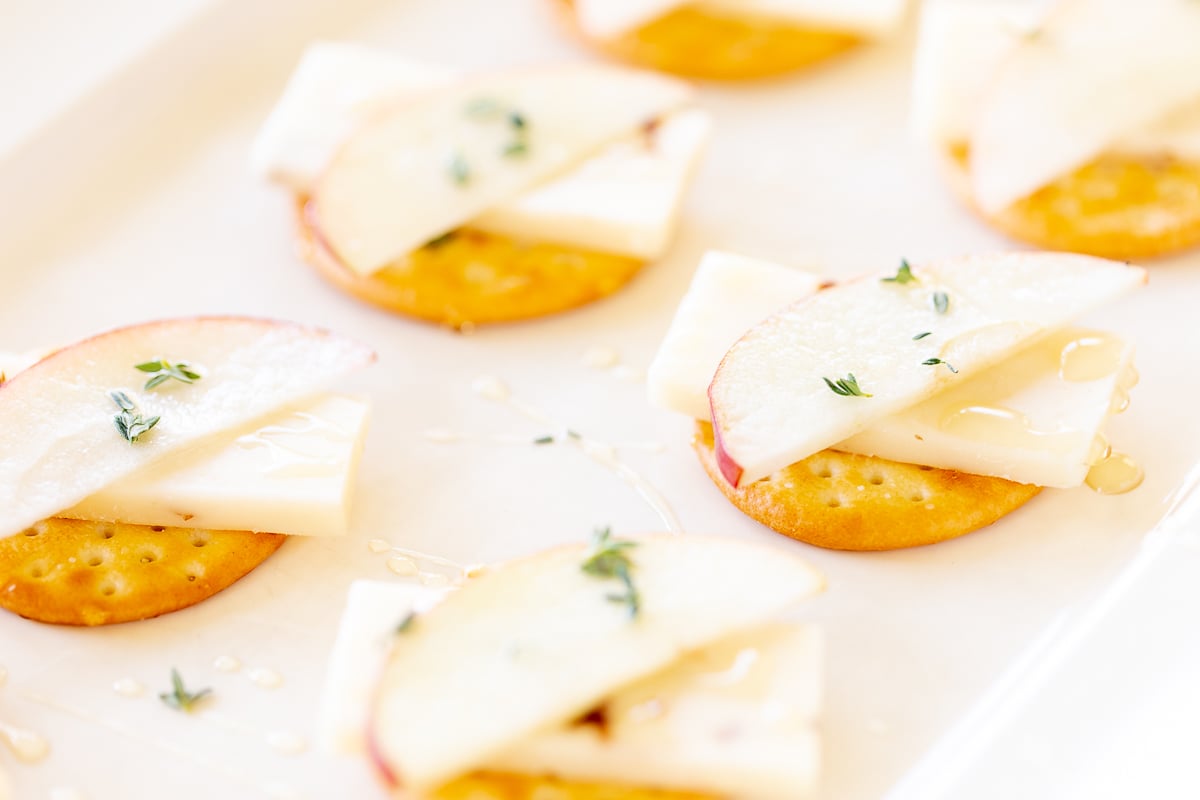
<box><xmin>562</xmin><ymin>0</ymin><xmax>910</xmax><ymax>80</ymax></box>
<box><xmin>320</xmin><ymin>532</ymin><xmax>824</xmax><ymax>799</ymax></box>
<box><xmin>253</xmin><ymin>43</ymin><xmax>711</xmax><ymax>328</ymax></box>
<box><xmin>912</xmin><ymin>0</ymin><xmax>1200</xmax><ymax>258</ymax></box>
<box><xmin>647</xmin><ymin>252</ymin><xmax>1146</xmax><ymax>550</ymax></box>
<box><xmin>0</xmin><ymin>318</ymin><xmax>374</xmax><ymax>625</ymax></box>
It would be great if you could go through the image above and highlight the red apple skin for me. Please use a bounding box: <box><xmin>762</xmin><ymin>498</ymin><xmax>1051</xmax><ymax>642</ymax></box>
<box><xmin>708</xmin><ymin>400</ymin><xmax>744</xmax><ymax>488</ymax></box>
<box><xmin>366</xmin><ymin>710</ymin><xmax>402</xmax><ymax>791</ymax></box>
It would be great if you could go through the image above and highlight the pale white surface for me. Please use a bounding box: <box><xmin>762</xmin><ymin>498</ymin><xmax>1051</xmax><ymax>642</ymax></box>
<box><xmin>63</xmin><ymin>394</ymin><xmax>371</xmax><ymax>537</ymax></box>
<box><xmin>1</xmin><ymin>1</ymin><xmax>1199</xmax><ymax>799</ymax></box>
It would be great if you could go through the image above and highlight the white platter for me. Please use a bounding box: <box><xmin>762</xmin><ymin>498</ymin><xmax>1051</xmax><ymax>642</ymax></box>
<box><xmin>2</xmin><ymin>1</ymin><xmax>1200</xmax><ymax>798</ymax></box>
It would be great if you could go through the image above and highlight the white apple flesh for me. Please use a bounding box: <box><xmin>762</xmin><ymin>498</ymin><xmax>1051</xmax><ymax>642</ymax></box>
<box><xmin>366</xmin><ymin>534</ymin><xmax>823</xmax><ymax>793</ymax></box>
<box><xmin>312</xmin><ymin>64</ymin><xmax>693</xmax><ymax>275</ymax></box>
<box><xmin>708</xmin><ymin>253</ymin><xmax>1145</xmax><ymax>487</ymax></box>
<box><xmin>0</xmin><ymin>317</ymin><xmax>375</xmax><ymax>540</ymax></box>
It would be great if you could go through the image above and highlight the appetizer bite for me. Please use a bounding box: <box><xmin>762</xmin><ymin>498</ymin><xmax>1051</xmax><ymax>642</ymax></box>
<box><xmin>253</xmin><ymin>43</ymin><xmax>710</xmax><ymax>329</ymax></box>
<box><xmin>912</xmin><ymin>0</ymin><xmax>1200</xmax><ymax>259</ymax></box>
<box><xmin>557</xmin><ymin>0</ymin><xmax>909</xmax><ymax>81</ymax></box>
<box><xmin>0</xmin><ymin>318</ymin><xmax>374</xmax><ymax>625</ymax></box>
<box><xmin>320</xmin><ymin>531</ymin><xmax>824</xmax><ymax>798</ymax></box>
<box><xmin>647</xmin><ymin>252</ymin><xmax>1146</xmax><ymax>550</ymax></box>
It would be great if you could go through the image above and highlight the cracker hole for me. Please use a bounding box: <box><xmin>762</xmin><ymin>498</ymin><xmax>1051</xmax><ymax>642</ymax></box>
<box><xmin>21</xmin><ymin>528</ymin><xmax>38</xmax><ymax>538</ymax></box>
<box><xmin>185</xmin><ymin>564</ymin><xmax>206</xmax><ymax>582</ymax></box>
<box><xmin>151</xmin><ymin>525</ymin><xmax>166</xmax><ymax>533</ymax></box>
<box><xmin>910</xmin><ymin>492</ymin><xmax>927</xmax><ymax>503</ymax></box>
<box><xmin>138</xmin><ymin>547</ymin><xmax>161</xmax><ymax>564</ymax></box>
<box><xmin>190</xmin><ymin>532</ymin><xmax>212</xmax><ymax>548</ymax></box>
<box><xmin>917</xmin><ymin>466</ymin><xmax>934</xmax><ymax>472</ymax></box>
<box><xmin>100</xmin><ymin>526</ymin><xmax>116</xmax><ymax>540</ymax></box>
<box><xmin>27</xmin><ymin>561</ymin><xmax>49</xmax><ymax>579</ymax></box>
<box><xmin>824</xmin><ymin>495</ymin><xmax>844</xmax><ymax>509</ymax></box>
<box><xmin>868</xmin><ymin>474</ymin><xmax>885</xmax><ymax>486</ymax></box>
<box><xmin>812</xmin><ymin>463</ymin><xmax>833</xmax><ymax>479</ymax></box>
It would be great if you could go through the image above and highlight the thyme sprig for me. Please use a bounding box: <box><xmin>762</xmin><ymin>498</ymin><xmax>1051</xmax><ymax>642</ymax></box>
<box><xmin>922</xmin><ymin>358</ymin><xmax>959</xmax><ymax>374</ymax></box>
<box><xmin>110</xmin><ymin>390</ymin><xmax>160</xmax><ymax>444</ymax></box>
<box><xmin>823</xmin><ymin>374</ymin><xmax>872</xmax><ymax>397</ymax></box>
<box><xmin>882</xmin><ymin>260</ymin><xmax>918</xmax><ymax>285</ymax></box>
<box><xmin>581</xmin><ymin>527</ymin><xmax>641</xmax><ymax>620</ymax></box>
<box><xmin>135</xmin><ymin>359</ymin><xmax>201</xmax><ymax>391</ymax></box>
<box><xmin>159</xmin><ymin>668</ymin><xmax>211</xmax><ymax>713</ymax></box>
<box><xmin>932</xmin><ymin>291</ymin><xmax>950</xmax><ymax>314</ymax></box>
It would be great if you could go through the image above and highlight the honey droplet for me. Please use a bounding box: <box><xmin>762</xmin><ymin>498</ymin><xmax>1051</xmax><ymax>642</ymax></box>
<box><xmin>1086</xmin><ymin>452</ymin><xmax>1144</xmax><ymax>495</ymax></box>
<box><xmin>1060</xmin><ymin>333</ymin><xmax>1124</xmax><ymax>382</ymax></box>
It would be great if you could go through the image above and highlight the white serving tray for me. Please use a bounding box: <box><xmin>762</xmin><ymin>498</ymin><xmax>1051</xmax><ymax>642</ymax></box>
<box><xmin>2</xmin><ymin>1</ymin><xmax>1200</xmax><ymax>798</ymax></box>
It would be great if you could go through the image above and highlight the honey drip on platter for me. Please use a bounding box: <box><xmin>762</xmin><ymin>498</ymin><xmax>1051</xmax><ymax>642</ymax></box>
<box><xmin>1085</xmin><ymin>452</ymin><xmax>1145</xmax><ymax>495</ymax></box>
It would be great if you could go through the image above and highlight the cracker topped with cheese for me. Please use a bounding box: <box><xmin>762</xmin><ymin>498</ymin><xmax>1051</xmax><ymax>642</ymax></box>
<box><xmin>254</xmin><ymin>43</ymin><xmax>711</xmax><ymax>328</ymax></box>
<box><xmin>319</xmin><ymin>532</ymin><xmax>824</xmax><ymax>798</ymax></box>
<box><xmin>912</xmin><ymin>0</ymin><xmax>1200</xmax><ymax>259</ymax></box>
<box><xmin>558</xmin><ymin>0</ymin><xmax>909</xmax><ymax>81</ymax></box>
<box><xmin>0</xmin><ymin>317</ymin><xmax>375</xmax><ymax>625</ymax></box>
<box><xmin>647</xmin><ymin>251</ymin><xmax>1146</xmax><ymax>550</ymax></box>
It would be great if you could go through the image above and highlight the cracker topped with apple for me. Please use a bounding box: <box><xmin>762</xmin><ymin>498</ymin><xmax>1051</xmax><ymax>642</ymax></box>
<box><xmin>648</xmin><ymin>251</ymin><xmax>1146</xmax><ymax>550</ymax></box>
<box><xmin>253</xmin><ymin>43</ymin><xmax>711</xmax><ymax>329</ymax></box>
<box><xmin>0</xmin><ymin>317</ymin><xmax>375</xmax><ymax>625</ymax></box>
<box><xmin>318</xmin><ymin>531</ymin><xmax>825</xmax><ymax>798</ymax></box>
<box><xmin>557</xmin><ymin>0</ymin><xmax>910</xmax><ymax>81</ymax></box>
<box><xmin>912</xmin><ymin>0</ymin><xmax>1200</xmax><ymax>259</ymax></box>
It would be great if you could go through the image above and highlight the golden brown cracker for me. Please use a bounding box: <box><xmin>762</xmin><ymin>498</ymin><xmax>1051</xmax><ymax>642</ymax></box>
<box><xmin>297</xmin><ymin>198</ymin><xmax>645</xmax><ymax>330</ymax></box>
<box><xmin>693</xmin><ymin>422</ymin><xmax>1041</xmax><ymax>551</ymax></box>
<box><xmin>946</xmin><ymin>147</ymin><xmax>1200</xmax><ymax>260</ymax></box>
<box><xmin>0</xmin><ymin>518</ymin><xmax>285</xmax><ymax>626</ymax></box>
<box><xmin>556</xmin><ymin>1</ymin><xmax>859</xmax><ymax>81</ymax></box>
<box><xmin>435</xmin><ymin>772</ymin><xmax>713</xmax><ymax>800</ymax></box>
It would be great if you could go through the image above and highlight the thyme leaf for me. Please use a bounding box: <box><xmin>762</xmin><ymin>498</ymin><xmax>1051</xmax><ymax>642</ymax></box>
<box><xmin>823</xmin><ymin>373</ymin><xmax>872</xmax><ymax>397</ymax></box>
<box><xmin>581</xmin><ymin>527</ymin><xmax>640</xmax><ymax>620</ymax></box>
<box><xmin>159</xmin><ymin>668</ymin><xmax>211</xmax><ymax>713</ymax></box>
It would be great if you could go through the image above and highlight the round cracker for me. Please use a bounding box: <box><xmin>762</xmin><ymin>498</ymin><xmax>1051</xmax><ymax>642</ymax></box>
<box><xmin>0</xmin><ymin>518</ymin><xmax>286</xmax><ymax>626</ymax></box>
<box><xmin>436</xmin><ymin>772</ymin><xmax>711</xmax><ymax>800</ymax></box>
<box><xmin>945</xmin><ymin>147</ymin><xmax>1200</xmax><ymax>260</ymax></box>
<box><xmin>693</xmin><ymin>422</ymin><xmax>1041</xmax><ymax>551</ymax></box>
<box><xmin>296</xmin><ymin>198</ymin><xmax>645</xmax><ymax>330</ymax></box>
<box><xmin>556</xmin><ymin>1</ymin><xmax>859</xmax><ymax>81</ymax></box>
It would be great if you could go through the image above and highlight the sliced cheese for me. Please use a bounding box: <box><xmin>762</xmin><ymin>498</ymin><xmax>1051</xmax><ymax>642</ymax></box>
<box><xmin>61</xmin><ymin>394</ymin><xmax>368</xmax><ymax>536</ymax></box>
<box><xmin>251</xmin><ymin>42</ymin><xmax>454</xmax><ymax>191</ymax></box>
<box><xmin>837</xmin><ymin>329</ymin><xmax>1134</xmax><ymax>488</ymax></box>
<box><xmin>322</xmin><ymin>579</ymin><xmax>821</xmax><ymax>798</ymax></box>
<box><xmin>312</xmin><ymin>64</ymin><xmax>694</xmax><ymax>274</ymax></box>
<box><xmin>650</xmin><ymin>252</ymin><xmax>1133</xmax><ymax>487</ymax></box>
<box><xmin>474</xmin><ymin>109</ymin><xmax>711</xmax><ymax>260</ymax></box>
<box><xmin>648</xmin><ymin>251</ymin><xmax>825</xmax><ymax>420</ymax></box>
<box><xmin>369</xmin><ymin>535</ymin><xmax>823</xmax><ymax>791</ymax></box>
<box><xmin>970</xmin><ymin>0</ymin><xmax>1200</xmax><ymax>212</ymax></box>
<box><xmin>709</xmin><ymin>253</ymin><xmax>1145</xmax><ymax>486</ymax></box>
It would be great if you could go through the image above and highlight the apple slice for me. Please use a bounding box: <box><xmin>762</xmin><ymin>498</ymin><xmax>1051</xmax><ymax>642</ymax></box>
<box><xmin>367</xmin><ymin>534</ymin><xmax>823</xmax><ymax>792</ymax></box>
<box><xmin>709</xmin><ymin>253</ymin><xmax>1145</xmax><ymax>487</ymax></box>
<box><xmin>970</xmin><ymin>0</ymin><xmax>1200</xmax><ymax>213</ymax></box>
<box><xmin>312</xmin><ymin>64</ymin><xmax>693</xmax><ymax>275</ymax></box>
<box><xmin>0</xmin><ymin>317</ymin><xmax>375</xmax><ymax>540</ymax></box>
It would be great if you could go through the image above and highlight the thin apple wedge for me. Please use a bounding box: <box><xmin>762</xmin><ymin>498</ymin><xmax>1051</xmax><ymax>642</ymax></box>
<box><xmin>970</xmin><ymin>0</ymin><xmax>1200</xmax><ymax>213</ymax></box>
<box><xmin>0</xmin><ymin>317</ymin><xmax>374</xmax><ymax>540</ymax></box>
<box><xmin>312</xmin><ymin>63</ymin><xmax>693</xmax><ymax>275</ymax></box>
<box><xmin>708</xmin><ymin>253</ymin><xmax>1145</xmax><ymax>487</ymax></box>
<box><xmin>367</xmin><ymin>533</ymin><xmax>823</xmax><ymax>793</ymax></box>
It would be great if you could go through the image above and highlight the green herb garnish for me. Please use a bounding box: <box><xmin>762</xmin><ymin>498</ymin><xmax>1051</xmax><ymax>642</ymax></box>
<box><xmin>159</xmin><ymin>668</ymin><xmax>211</xmax><ymax>713</ymax></box>
<box><xmin>882</xmin><ymin>259</ymin><xmax>918</xmax><ymax>285</ymax></box>
<box><xmin>503</xmin><ymin>139</ymin><xmax>529</xmax><ymax>158</ymax></box>
<box><xmin>448</xmin><ymin>151</ymin><xmax>471</xmax><ymax>186</ymax></box>
<box><xmin>465</xmin><ymin>97</ymin><xmax>503</xmax><ymax>119</ymax></box>
<box><xmin>581</xmin><ymin>527</ymin><xmax>640</xmax><ymax>620</ymax></box>
<box><xmin>922</xmin><ymin>358</ymin><xmax>959</xmax><ymax>374</ymax></box>
<box><xmin>135</xmin><ymin>359</ymin><xmax>201</xmax><ymax>391</ymax></box>
<box><xmin>932</xmin><ymin>291</ymin><xmax>950</xmax><ymax>314</ymax></box>
<box><xmin>423</xmin><ymin>231</ymin><xmax>458</xmax><ymax>249</ymax></box>
<box><xmin>110</xmin><ymin>390</ymin><xmax>160</xmax><ymax>444</ymax></box>
<box><xmin>533</xmin><ymin>435</ymin><xmax>555</xmax><ymax>445</ymax></box>
<box><xmin>395</xmin><ymin>612</ymin><xmax>417</xmax><ymax>635</ymax></box>
<box><xmin>912</xmin><ymin>331</ymin><xmax>932</xmax><ymax>341</ymax></box>
<box><xmin>823</xmin><ymin>374</ymin><xmax>873</xmax><ymax>397</ymax></box>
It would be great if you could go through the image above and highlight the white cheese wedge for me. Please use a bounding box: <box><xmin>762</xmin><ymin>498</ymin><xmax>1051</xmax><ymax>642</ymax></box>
<box><xmin>709</xmin><ymin>253</ymin><xmax>1145</xmax><ymax>487</ymax></box>
<box><xmin>648</xmin><ymin>251</ymin><xmax>825</xmax><ymax>420</ymax></box>
<box><xmin>913</xmin><ymin>1</ymin><xmax>1200</xmax><ymax>168</ymax></box>
<box><xmin>61</xmin><ymin>394</ymin><xmax>368</xmax><ymax>537</ymax></box>
<box><xmin>321</xmin><ymin>579</ymin><xmax>821</xmax><ymax>798</ymax></box>
<box><xmin>575</xmin><ymin>0</ymin><xmax>906</xmax><ymax>39</ymax></box>
<box><xmin>969</xmin><ymin>0</ymin><xmax>1200</xmax><ymax>212</ymax></box>
<box><xmin>837</xmin><ymin>329</ymin><xmax>1134</xmax><ymax>488</ymax></box>
<box><xmin>313</xmin><ymin>64</ymin><xmax>694</xmax><ymax>274</ymax></box>
<box><xmin>251</xmin><ymin>42</ymin><xmax>454</xmax><ymax>191</ymax></box>
<box><xmin>254</xmin><ymin>44</ymin><xmax>704</xmax><ymax>261</ymax></box>
<box><xmin>649</xmin><ymin>252</ymin><xmax>1134</xmax><ymax>487</ymax></box>
<box><xmin>475</xmin><ymin>109</ymin><xmax>710</xmax><ymax>259</ymax></box>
